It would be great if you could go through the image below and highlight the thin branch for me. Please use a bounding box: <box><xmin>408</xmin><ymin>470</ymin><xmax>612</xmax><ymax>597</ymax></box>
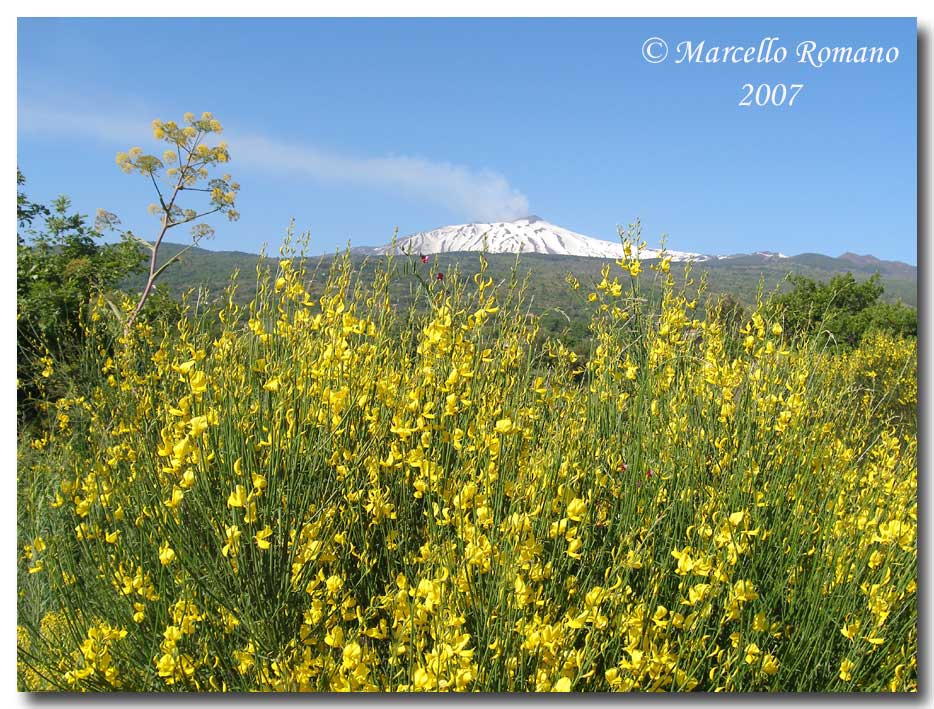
<box><xmin>126</xmin><ymin>231</ymin><xmax>155</xmax><ymax>251</ymax></box>
<box><xmin>149</xmin><ymin>242</ymin><xmax>199</xmax><ymax>282</ymax></box>
<box><xmin>165</xmin><ymin>207</ymin><xmax>223</xmax><ymax>229</ymax></box>
<box><xmin>148</xmin><ymin>171</ymin><xmax>166</xmax><ymax>210</ymax></box>
<box><xmin>125</xmin><ymin>141</ymin><xmax>196</xmax><ymax>332</ymax></box>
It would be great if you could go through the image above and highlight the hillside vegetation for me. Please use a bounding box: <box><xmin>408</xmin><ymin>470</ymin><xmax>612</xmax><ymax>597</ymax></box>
<box><xmin>125</xmin><ymin>241</ymin><xmax>918</xmax><ymax>309</ymax></box>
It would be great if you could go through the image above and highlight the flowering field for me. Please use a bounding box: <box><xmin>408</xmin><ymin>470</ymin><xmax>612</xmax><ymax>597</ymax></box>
<box><xmin>17</xmin><ymin>237</ymin><xmax>917</xmax><ymax>692</ymax></box>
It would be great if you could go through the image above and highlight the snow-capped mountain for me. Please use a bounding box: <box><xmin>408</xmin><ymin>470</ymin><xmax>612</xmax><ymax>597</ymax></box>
<box><xmin>366</xmin><ymin>216</ymin><xmax>707</xmax><ymax>261</ymax></box>
<box><xmin>717</xmin><ymin>251</ymin><xmax>789</xmax><ymax>260</ymax></box>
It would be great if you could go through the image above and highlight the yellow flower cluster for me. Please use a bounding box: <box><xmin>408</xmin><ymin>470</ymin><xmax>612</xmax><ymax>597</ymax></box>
<box><xmin>17</xmin><ymin>238</ymin><xmax>916</xmax><ymax>692</ymax></box>
<box><xmin>114</xmin><ymin>112</ymin><xmax>239</xmax><ymax>223</ymax></box>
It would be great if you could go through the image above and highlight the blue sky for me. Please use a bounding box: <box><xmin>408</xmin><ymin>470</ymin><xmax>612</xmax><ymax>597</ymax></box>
<box><xmin>18</xmin><ymin>18</ymin><xmax>917</xmax><ymax>263</ymax></box>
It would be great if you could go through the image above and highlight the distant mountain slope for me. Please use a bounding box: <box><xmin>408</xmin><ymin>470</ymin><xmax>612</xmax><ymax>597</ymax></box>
<box><xmin>123</xmin><ymin>241</ymin><xmax>917</xmax><ymax>311</ymax></box>
<box><xmin>838</xmin><ymin>252</ymin><xmax>917</xmax><ymax>279</ymax></box>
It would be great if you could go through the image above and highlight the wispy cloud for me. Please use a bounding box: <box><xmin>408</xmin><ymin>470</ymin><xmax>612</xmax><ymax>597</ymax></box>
<box><xmin>18</xmin><ymin>102</ymin><xmax>530</xmax><ymax>222</ymax></box>
<box><xmin>233</xmin><ymin>134</ymin><xmax>529</xmax><ymax>223</ymax></box>
<box><xmin>20</xmin><ymin>103</ymin><xmax>150</xmax><ymax>145</ymax></box>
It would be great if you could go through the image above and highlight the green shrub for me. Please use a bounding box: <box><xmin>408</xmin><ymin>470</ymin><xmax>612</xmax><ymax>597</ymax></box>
<box><xmin>17</xmin><ymin>171</ymin><xmax>144</xmax><ymax>419</ymax></box>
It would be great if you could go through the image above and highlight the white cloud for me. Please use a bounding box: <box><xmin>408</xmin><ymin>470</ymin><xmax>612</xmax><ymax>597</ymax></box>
<box><xmin>19</xmin><ymin>103</ymin><xmax>149</xmax><ymax>144</ymax></box>
<box><xmin>18</xmin><ymin>102</ymin><xmax>530</xmax><ymax>222</ymax></box>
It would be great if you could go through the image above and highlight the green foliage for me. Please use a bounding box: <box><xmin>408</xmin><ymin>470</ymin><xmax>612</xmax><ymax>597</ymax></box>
<box><xmin>17</xmin><ymin>169</ymin><xmax>49</xmax><ymax>226</ymax></box>
<box><xmin>863</xmin><ymin>300</ymin><xmax>918</xmax><ymax>339</ymax></box>
<box><xmin>769</xmin><ymin>273</ymin><xmax>917</xmax><ymax>348</ymax></box>
<box><xmin>17</xmin><ymin>173</ymin><xmax>144</xmax><ymax>418</ymax></box>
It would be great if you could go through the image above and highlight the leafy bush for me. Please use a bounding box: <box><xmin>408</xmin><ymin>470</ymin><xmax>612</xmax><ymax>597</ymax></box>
<box><xmin>769</xmin><ymin>273</ymin><xmax>916</xmax><ymax>347</ymax></box>
<box><xmin>16</xmin><ymin>171</ymin><xmax>144</xmax><ymax>419</ymax></box>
